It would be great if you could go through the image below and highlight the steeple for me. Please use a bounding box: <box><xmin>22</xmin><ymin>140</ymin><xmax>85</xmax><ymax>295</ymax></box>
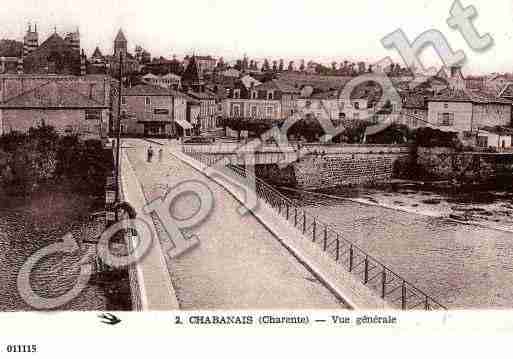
<box><xmin>114</xmin><ymin>29</ymin><xmax>127</xmax><ymax>57</ymax></box>
<box><xmin>182</xmin><ymin>55</ymin><xmax>204</xmax><ymax>92</ymax></box>
<box><xmin>23</xmin><ymin>21</ymin><xmax>39</xmax><ymax>57</ymax></box>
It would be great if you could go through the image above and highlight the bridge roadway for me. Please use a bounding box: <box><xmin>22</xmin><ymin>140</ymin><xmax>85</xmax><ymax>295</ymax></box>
<box><xmin>123</xmin><ymin>139</ymin><xmax>346</xmax><ymax>309</ymax></box>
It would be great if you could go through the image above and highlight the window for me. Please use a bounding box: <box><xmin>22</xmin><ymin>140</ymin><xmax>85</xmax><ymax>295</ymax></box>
<box><xmin>463</xmin><ymin>131</ymin><xmax>473</xmax><ymax>138</ymax></box>
<box><xmin>266</xmin><ymin>106</ymin><xmax>273</xmax><ymax>117</ymax></box>
<box><xmin>121</xmin><ymin>96</ymin><xmax>127</xmax><ymax>105</ymax></box>
<box><xmin>477</xmin><ymin>136</ymin><xmax>488</xmax><ymax>147</ymax></box>
<box><xmin>353</xmin><ymin>101</ymin><xmax>360</xmax><ymax>109</ymax></box>
<box><xmin>437</xmin><ymin>112</ymin><xmax>454</xmax><ymax>126</ymax></box>
<box><xmin>251</xmin><ymin>106</ymin><xmax>257</xmax><ymax>117</ymax></box>
<box><xmin>154</xmin><ymin>109</ymin><xmax>169</xmax><ymax>115</ymax></box>
<box><xmin>339</xmin><ymin>113</ymin><xmax>346</xmax><ymax>120</ymax></box>
<box><xmin>145</xmin><ymin>97</ymin><xmax>151</xmax><ymax>106</ymax></box>
<box><xmin>443</xmin><ymin>103</ymin><xmax>449</xmax><ymax>109</ymax></box>
<box><xmin>252</xmin><ymin>91</ymin><xmax>257</xmax><ymax>99</ymax></box>
<box><xmin>85</xmin><ymin>109</ymin><xmax>102</xmax><ymax>121</ymax></box>
<box><xmin>233</xmin><ymin>89</ymin><xmax>241</xmax><ymax>99</ymax></box>
<box><xmin>267</xmin><ymin>91</ymin><xmax>274</xmax><ymax>100</ymax></box>
<box><xmin>231</xmin><ymin>104</ymin><xmax>241</xmax><ymax>117</ymax></box>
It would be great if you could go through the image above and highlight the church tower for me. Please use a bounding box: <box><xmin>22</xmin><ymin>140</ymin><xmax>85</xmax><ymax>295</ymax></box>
<box><xmin>182</xmin><ymin>55</ymin><xmax>205</xmax><ymax>92</ymax></box>
<box><xmin>114</xmin><ymin>29</ymin><xmax>127</xmax><ymax>57</ymax></box>
<box><xmin>64</xmin><ymin>28</ymin><xmax>80</xmax><ymax>53</ymax></box>
<box><xmin>23</xmin><ymin>22</ymin><xmax>39</xmax><ymax>57</ymax></box>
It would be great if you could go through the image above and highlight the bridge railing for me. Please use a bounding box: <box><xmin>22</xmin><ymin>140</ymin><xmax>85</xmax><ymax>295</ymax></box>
<box><xmin>185</xmin><ymin>149</ymin><xmax>447</xmax><ymax>311</ymax></box>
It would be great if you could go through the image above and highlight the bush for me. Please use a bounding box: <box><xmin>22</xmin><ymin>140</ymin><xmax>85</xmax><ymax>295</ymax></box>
<box><xmin>0</xmin><ymin>124</ymin><xmax>110</xmax><ymax>195</ymax></box>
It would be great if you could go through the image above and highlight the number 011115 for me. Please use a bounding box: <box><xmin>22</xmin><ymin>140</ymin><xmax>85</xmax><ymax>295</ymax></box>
<box><xmin>6</xmin><ymin>345</ymin><xmax>37</xmax><ymax>353</ymax></box>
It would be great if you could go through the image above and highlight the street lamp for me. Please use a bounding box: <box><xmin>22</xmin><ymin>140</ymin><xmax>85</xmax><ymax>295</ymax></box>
<box><xmin>114</xmin><ymin>52</ymin><xmax>124</xmax><ymax>221</ymax></box>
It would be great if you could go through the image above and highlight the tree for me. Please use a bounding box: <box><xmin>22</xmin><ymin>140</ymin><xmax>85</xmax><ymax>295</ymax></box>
<box><xmin>288</xmin><ymin>61</ymin><xmax>295</xmax><ymax>71</ymax></box>
<box><xmin>331</xmin><ymin>61</ymin><xmax>337</xmax><ymax>71</ymax></box>
<box><xmin>299</xmin><ymin>59</ymin><xmax>305</xmax><ymax>72</ymax></box>
<box><xmin>279</xmin><ymin>59</ymin><xmax>284</xmax><ymax>72</ymax></box>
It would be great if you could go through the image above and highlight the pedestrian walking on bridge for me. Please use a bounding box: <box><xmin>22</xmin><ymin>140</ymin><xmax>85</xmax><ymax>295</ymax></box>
<box><xmin>147</xmin><ymin>146</ymin><xmax>154</xmax><ymax>163</ymax></box>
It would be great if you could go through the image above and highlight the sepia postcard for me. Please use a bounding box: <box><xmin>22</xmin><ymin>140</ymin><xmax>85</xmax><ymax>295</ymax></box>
<box><xmin>1</xmin><ymin>0</ymin><xmax>513</xmax><ymax>356</ymax></box>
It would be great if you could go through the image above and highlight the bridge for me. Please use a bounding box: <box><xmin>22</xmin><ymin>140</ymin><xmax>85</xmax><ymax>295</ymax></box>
<box><xmin>114</xmin><ymin>139</ymin><xmax>445</xmax><ymax>311</ymax></box>
<box><xmin>181</xmin><ymin>142</ymin><xmax>410</xmax><ymax>166</ymax></box>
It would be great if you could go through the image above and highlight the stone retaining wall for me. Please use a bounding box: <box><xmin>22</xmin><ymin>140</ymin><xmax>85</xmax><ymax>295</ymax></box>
<box><xmin>417</xmin><ymin>147</ymin><xmax>502</xmax><ymax>182</ymax></box>
<box><xmin>293</xmin><ymin>154</ymin><xmax>401</xmax><ymax>190</ymax></box>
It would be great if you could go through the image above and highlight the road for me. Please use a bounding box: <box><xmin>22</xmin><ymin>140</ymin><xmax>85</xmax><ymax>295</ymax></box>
<box><xmin>124</xmin><ymin>139</ymin><xmax>346</xmax><ymax>310</ymax></box>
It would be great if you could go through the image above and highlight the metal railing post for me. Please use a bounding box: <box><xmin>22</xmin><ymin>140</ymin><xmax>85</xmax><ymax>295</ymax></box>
<box><xmin>364</xmin><ymin>256</ymin><xmax>369</xmax><ymax>284</ymax></box>
<box><xmin>401</xmin><ymin>281</ymin><xmax>407</xmax><ymax>310</ymax></box>
<box><xmin>349</xmin><ymin>245</ymin><xmax>354</xmax><ymax>272</ymax></box>
<box><xmin>323</xmin><ymin>226</ymin><xmax>328</xmax><ymax>251</ymax></box>
<box><xmin>381</xmin><ymin>270</ymin><xmax>386</xmax><ymax>299</ymax></box>
<box><xmin>286</xmin><ymin>203</ymin><xmax>289</xmax><ymax>220</ymax></box>
<box><xmin>425</xmin><ymin>296</ymin><xmax>429</xmax><ymax>310</ymax></box>
<box><xmin>294</xmin><ymin>207</ymin><xmax>297</xmax><ymax>226</ymax></box>
<box><xmin>335</xmin><ymin>235</ymin><xmax>340</xmax><ymax>261</ymax></box>
<box><xmin>312</xmin><ymin>218</ymin><xmax>316</xmax><ymax>242</ymax></box>
<box><xmin>302</xmin><ymin>212</ymin><xmax>306</xmax><ymax>234</ymax></box>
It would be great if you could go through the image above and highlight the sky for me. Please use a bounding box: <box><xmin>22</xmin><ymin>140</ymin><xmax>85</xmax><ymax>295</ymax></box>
<box><xmin>1</xmin><ymin>0</ymin><xmax>513</xmax><ymax>74</ymax></box>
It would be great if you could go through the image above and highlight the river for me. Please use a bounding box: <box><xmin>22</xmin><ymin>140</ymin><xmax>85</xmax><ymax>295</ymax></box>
<box><xmin>281</xmin><ymin>186</ymin><xmax>513</xmax><ymax>309</ymax></box>
<box><xmin>0</xmin><ymin>187</ymin><xmax>131</xmax><ymax>311</ymax></box>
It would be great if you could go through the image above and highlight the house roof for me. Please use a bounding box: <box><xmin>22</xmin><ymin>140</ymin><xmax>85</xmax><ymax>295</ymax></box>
<box><xmin>364</xmin><ymin>122</ymin><xmax>393</xmax><ymax>137</ymax></box>
<box><xmin>161</xmin><ymin>72</ymin><xmax>181</xmax><ymax>80</ymax></box>
<box><xmin>480</xmin><ymin>126</ymin><xmax>513</xmax><ymax>136</ymax></box>
<box><xmin>141</xmin><ymin>73</ymin><xmax>159</xmax><ymax>79</ymax></box>
<box><xmin>0</xmin><ymin>81</ymin><xmax>108</xmax><ymax>109</ymax></box>
<box><xmin>254</xmin><ymin>79</ymin><xmax>300</xmax><ymax>94</ymax></box>
<box><xmin>222</xmin><ymin>68</ymin><xmax>241</xmax><ymax>78</ymax></box>
<box><xmin>186</xmin><ymin>90</ymin><xmax>216</xmax><ymax>100</ymax></box>
<box><xmin>498</xmin><ymin>83</ymin><xmax>513</xmax><ymax>98</ymax></box>
<box><xmin>123</xmin><ymin>84</ymin><xmax>190</xmax><ymax>100</ymax></box>
<box><xmin>429</xmin><ymin>88</ymin><xmax>511</xmax><ymax>104</ymax></box>
<box><xmin>403</xmin><ymin>94</ymin><xmax>428</xmax><ymax>109</ymax></box>
<box><xmin>92</xmin><ymin>46</ymin><xmax>103</xmax><ymax>58</ymax></box>
<box><xmin>240</xmin><ymin>74</ymin><xmax>261</xmax><ymax>89</ymax></box>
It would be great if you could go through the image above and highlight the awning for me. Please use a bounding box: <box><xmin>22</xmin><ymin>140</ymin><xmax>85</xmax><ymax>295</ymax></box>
<box><xmin>175</xmin><ymin>119</ymin><xmax>193</xmax><ymax>130</ymax></box>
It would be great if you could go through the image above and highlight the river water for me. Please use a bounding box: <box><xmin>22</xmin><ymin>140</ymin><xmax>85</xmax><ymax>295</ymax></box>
<box><xmin>281</xmin><ymin>187</ymin><xmax>513</xmax><ymax>309</ymax></box>
<box><xmin>0</xmin><ymin>188</ymin><xmax>129</xmax><ymax>311</ymax></box>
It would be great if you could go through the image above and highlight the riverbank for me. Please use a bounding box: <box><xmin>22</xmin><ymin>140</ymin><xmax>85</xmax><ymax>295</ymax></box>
<box><xmin>280</xmin><ymin>181</ymin><xmax>513</xmax><ymax>234</ymax></box>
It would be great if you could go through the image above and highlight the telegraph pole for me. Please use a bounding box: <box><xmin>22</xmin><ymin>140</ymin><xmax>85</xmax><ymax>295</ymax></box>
<box><xmin>114</xmin><ymin>52</ymin><xmax>123</xmax><ymax>220</ymax></box>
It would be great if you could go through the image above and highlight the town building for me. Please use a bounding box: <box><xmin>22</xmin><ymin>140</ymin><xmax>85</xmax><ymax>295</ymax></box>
<box><xmin>141</xmin><ymin>72</ymin><xmax>181</xmax><ymax>90</ymax></box>
<box><xmin>400</xmin><ymin>94</ymin><xmax>429</xmax><ymax>128</ymax></box>
<box><xmin>22</xmin><ymin>31</ymin><xmax>82</xmax><ymax>75</ymax></box>
<box><xmin>181</xmin><ymin>55</ymin><xmax>219</xmax><ymax>134</ymax></box>
<box><xmin>112</xmin><ymin>84</ymin><xmax>192</xmax><ymax>137</ymax></box>
<box><xmin>427</xmin><ymin>88</ymin><xmax>512</xmax><ymax>141</ymax></box>
<box><xmin>23</xmin><ymin>23</ymin><xmax>38</xmax><ymax>57</ymax></box>
<box><xmin>183</xmin><ymin>55</ymin><xmax>216</xmax><ymax>75</ymax></box>
<box><xmin>222</xmin><ymin>79</ymin><xmax>300</xmax><ymax>126</ymax></box>
<box><xmin>0</xmin><ymin>74</ymin><xmax>112</xmax><ymax>139</ymax></box>
<box><xmin>105</xmin><ymin>29</ymin><xmax>140</xmax><ymax>76</ymax></box>
<box><xmin>142</xmin><ymin>56</ymin><xmax>182</xmax><ymax>76</ymax></box>
<box><xmin>477</xmin><ymin>126</ymin><xmax>513</xmax><ymax>149</ymax></box>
